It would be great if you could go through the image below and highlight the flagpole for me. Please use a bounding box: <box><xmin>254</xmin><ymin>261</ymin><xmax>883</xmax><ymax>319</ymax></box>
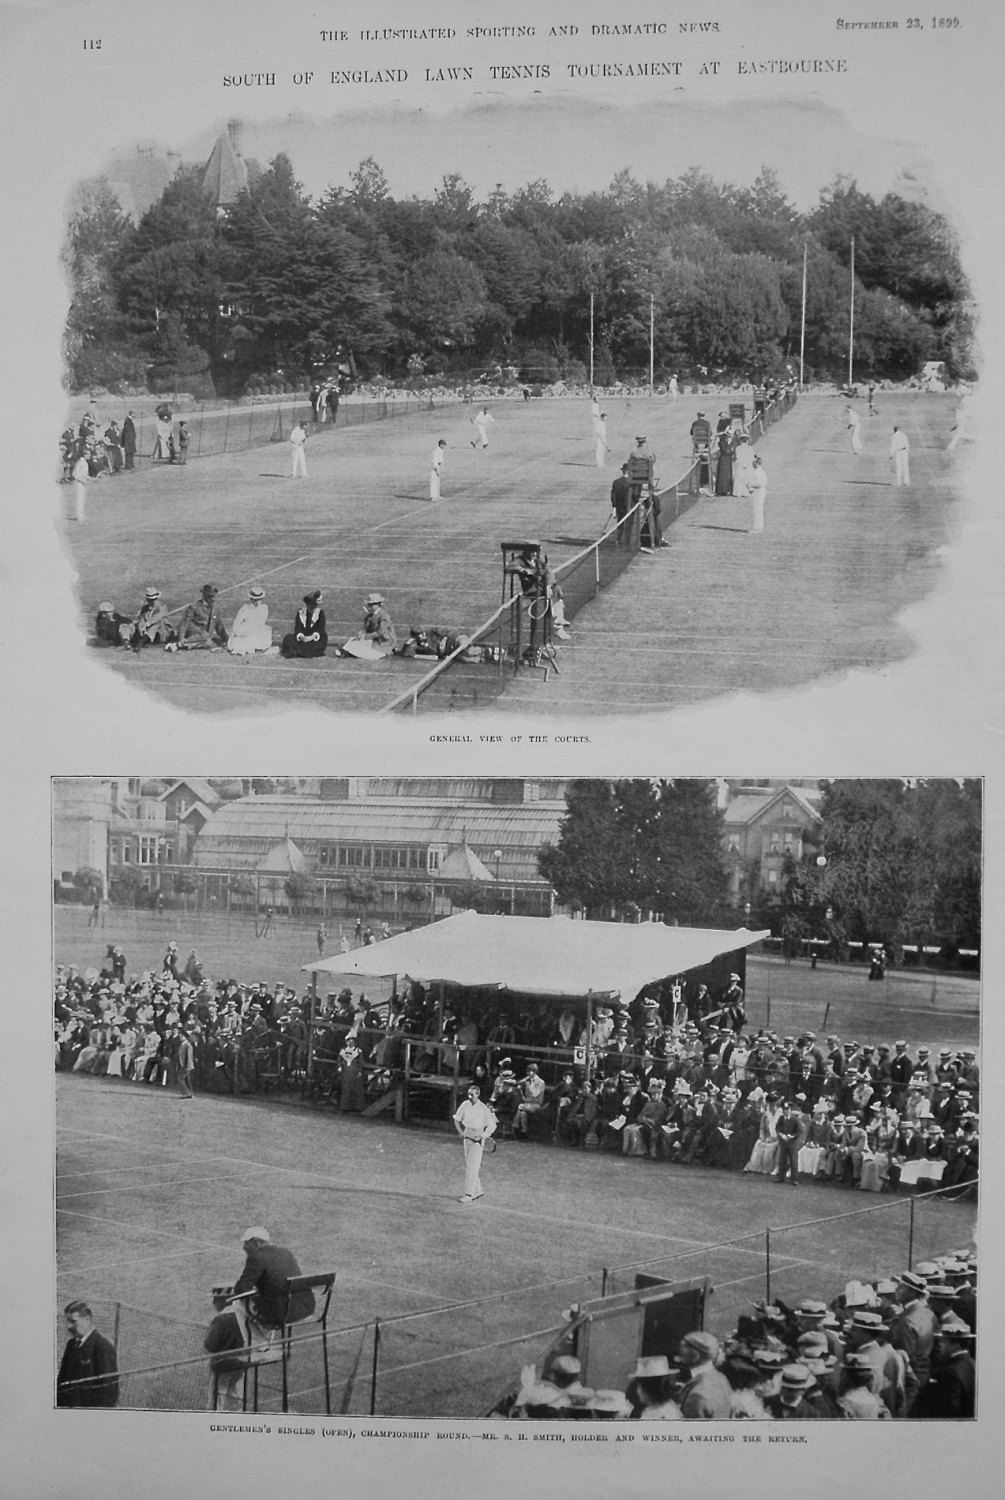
<box><xmin>589</xmin><ymin>292</ymin><xmax>595</xmax><ymax>389</ymax></box>
<box><xmin>799</xmin><ymin>240</ymin><xmax>807</xmax><ymax>390</ymax></box>
<box><xmin>649</xmin><ymin>293</ymin><xmax>655</xmax><ymax>396</ymax></box>
<box><xmin>848</xmin><ymin>235</ymin><xmax>855</xmax><ymax>389</ymax></box>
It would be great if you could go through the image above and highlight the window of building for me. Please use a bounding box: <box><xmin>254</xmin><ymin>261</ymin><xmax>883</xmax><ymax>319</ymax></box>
<box><xmin>138</xmin><ymin>836</ymin><xmax>159</xmax><ymax>865</ymax></box>
<box><xmin>727</xmin><ymin>833</ymin><xmax>740</xmax><ymax>852</ymax></box>
<box><xmin>767</xmin><ymin>869</ymin><xmax>778</xmax><ymax>886</ymax></box>
<box><xmin>428</xmin><ymin>847</ymin><xmax>445</xmax><ymax>872</ymax></box>
<box><xmin>769</xmin><ymin>832</ymin><xmax>782</xmax><ymax>852</ymax></box>
<box><xmin>161</xmin><ymin>842</ymin><xmax>174</xmax><ymax>864</ymax></box>
<box><xmin>338</xmin><ymin>846</ymin><xmax>369</xmax><ymax>869</ymax></box>
<box><xmin>121</xmin><ymin>844</ymin><xmax>132</xmax><ymax>863</ymax></box>
<box><xmin>374</xmin><ymin>847</ymin><xmax>410</xmax><ymax>871</ymax></box>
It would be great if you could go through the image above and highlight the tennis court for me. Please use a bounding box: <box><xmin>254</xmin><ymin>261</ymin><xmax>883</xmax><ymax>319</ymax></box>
<box><xmin>61</xmin><ymin>392</ymin><xmax>961</xmax><ymax>716</ymax></box>
<box><xmin>56</xmin><ymin>1061</ymin><xmax>976</xmax><ymax>1416</ymax></box>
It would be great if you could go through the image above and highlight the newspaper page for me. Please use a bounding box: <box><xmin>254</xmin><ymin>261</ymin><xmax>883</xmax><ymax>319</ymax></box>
<box><xmin>2</xmin><ymin>0</ymin><xmax>1003</xmax><ymax>1495</ymax></box>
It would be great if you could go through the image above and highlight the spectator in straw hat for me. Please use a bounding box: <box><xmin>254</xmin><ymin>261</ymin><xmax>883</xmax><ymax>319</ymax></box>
<box><xmin>336</xmin><ymin>593</ymin><xmax>396</xmax><ymax>660</ymax></box>
<box><xmin>764</xmin><ymin>1363</ymin><xmax>824</xmax><ymax>1419</ymax></box>
<box><xmin>890</xmin><ymin>1270</ymin><xmax>938</xmax><ymax>1406</ymax></box>
<box><xmin>625</xmin><ymin>1355</ymin><xmax>683</xmax><ymax>1419</ymax></box>
<box><xmin>911</xmin><ymin>1314</ymin><xmax>975</xmax><ymax>1418</ymax></box>
<box><xmin>126</xmin><ymin>585</ymin><xmax>174</xmax><ymax>650</ymax></box>
<box><xmin>227</xmin><ymin>586</ymin><xmax>274</xmax><ymax>655</ymax></box>
<box><xmin>587</xmin><ymin>1389</ymin><xmax>634</xmax><ymax>1420</ymax></box>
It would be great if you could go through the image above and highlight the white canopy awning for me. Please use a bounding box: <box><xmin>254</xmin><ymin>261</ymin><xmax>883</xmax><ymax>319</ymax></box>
<box><xmin>303</xmin><ymin>911</ymin><xmax>768</xmax><ymax>1002</ymax></box>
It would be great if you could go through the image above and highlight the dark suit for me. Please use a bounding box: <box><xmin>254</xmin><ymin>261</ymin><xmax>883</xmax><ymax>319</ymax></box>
<box><xmin>235</xmin><ymin>1243</ymin><xmax>314</xmax><ymax>1327</ymax></box>
<box><xmin>610</xmin><ymin>473</ymin><xmax>633</xmax><ymax>546</ymax></box>
<box><xmin>57</xmin><ymin>1329</ymin><xmax>119</xmax><ymax>1407</ymax></box>
<box><xmin>121</xmin><ymin>416</ymin><xmax>137</xmax><ymax>469</ymax></box>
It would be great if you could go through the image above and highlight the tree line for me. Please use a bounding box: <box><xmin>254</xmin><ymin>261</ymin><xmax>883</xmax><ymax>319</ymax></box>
<box><xmin>64</xmin><ymin>153</ymin><xmax>974</xmax><ymax>396</ymax></box>
<box><xmin>538</xmin><ymin>779</ymin><xmax>981</xmax><ymax>960</ymax></box>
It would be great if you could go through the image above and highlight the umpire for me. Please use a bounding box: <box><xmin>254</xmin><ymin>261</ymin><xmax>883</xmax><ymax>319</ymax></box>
<box><xmin>234</xmin><ymin>1227</ymin><xmax>315</xmax><ymax>1328</ymax></box>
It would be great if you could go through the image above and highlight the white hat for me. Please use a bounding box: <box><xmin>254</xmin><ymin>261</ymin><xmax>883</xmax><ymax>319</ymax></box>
<box><xmin>242</xmin><ymin>1226</ymin><xmax>271</xmax><ymax>1245</ymax></box>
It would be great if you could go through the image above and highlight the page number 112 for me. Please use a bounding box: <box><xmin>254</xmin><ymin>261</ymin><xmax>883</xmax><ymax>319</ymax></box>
<box><xmin>83</xmin><ymin>38</ymin><xmax>102</xmax><ymax>49</ymax></box>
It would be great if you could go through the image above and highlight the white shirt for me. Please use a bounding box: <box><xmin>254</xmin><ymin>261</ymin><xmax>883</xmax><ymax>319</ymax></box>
<box><xmin>747</xmin><ymin>465</ymin><xmax>767</xmax><ymax>499</ymax></box>
<box><xmin>432</xmin><ymin>445</ymin><xmax>446</xmax><ymax>472</ymax></box>
<box><xmin>890</xmin><ymin>430</ymin><xmax>909</xmax><ymax>455</ymax></box>
<box><xmin>290</xmin><ymin>425</ymin><xmax>307</xmax><ymax>447</ymax></box>
<box><xmin>453</xmin><ymin>1098</ymin><xmax>497</xmax><ymax>1140</ymax></box>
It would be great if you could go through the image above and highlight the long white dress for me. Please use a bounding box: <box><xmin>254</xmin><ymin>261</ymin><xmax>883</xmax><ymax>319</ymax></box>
<box><xmin>227</xmin><ymin>600</ymin><xmax>273</xmax><ymax>655</ymax></box>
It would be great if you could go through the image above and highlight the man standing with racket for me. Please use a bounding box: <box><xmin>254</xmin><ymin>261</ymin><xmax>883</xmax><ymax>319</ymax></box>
<box><xmin>452</xmin><ymin>1084</ymin><xmax>497</xmax><ymax>1204</ymax></box>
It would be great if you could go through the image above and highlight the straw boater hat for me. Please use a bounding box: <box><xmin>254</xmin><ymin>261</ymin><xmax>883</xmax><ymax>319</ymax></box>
<box><xmin>249</xmin><ymin>586</ymin><xmax>265</xmax><ymax>600</ymax></box>
<box><xmin>588</xmin><ymin>1390</ymin><xmax>633</xmax><ymax>1417</ymax></box>
<box><xmin>780</xmin><ymin>1364</ymin><xmax>813</xmax><ymax>1391</ymax></box>
<box><xmin>365</xmin><ymin>592</ymin><xmax>384</xmax><ymax>606</ymax></box>
<box><xmin>144</xmin><ymin>586</ymin><xmax>161</xmax><ymax>600</ymax></box>
<box><xmin>631</xmin><ymin>1355</ymin><xmax>672</xmax><ymax>1380</ymax></box>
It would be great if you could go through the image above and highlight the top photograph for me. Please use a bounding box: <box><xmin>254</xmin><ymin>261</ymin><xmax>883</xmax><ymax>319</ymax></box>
<box><xmin>55</xmin><ymin>85</ymin><xmax>977</xmax><ymax>720</ymax></box>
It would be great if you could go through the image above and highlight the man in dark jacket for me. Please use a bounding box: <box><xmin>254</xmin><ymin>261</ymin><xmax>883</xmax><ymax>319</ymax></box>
<box><xmin>234</xmin><ymin>1227</ymin><xmax>314</xmax><ymax>1328</ymax></box>
<box><xmin>57</xmin><ymin>1301</ymin><xmax>119</xmax><ymax>1407</ymax></box>
<box><xmin>609</xmin><ymin>464</ymin><xmax>633</xmax><ymax>546</ymax></box>
<box><xmin>121</xmin><ymin>411</ymin><xmax>137</xmax><ymax>471</ymax></box>
<box><xmin>910</xmin><ymin>1314</ymin><xmax>975</xmax><ymax>1418</ymax></box>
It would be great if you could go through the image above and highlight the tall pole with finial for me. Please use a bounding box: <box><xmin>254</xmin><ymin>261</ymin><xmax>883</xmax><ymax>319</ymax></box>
<box><xmin>589</xmin><ymin>292</ymin><xmax>595</xmax><ymax>389</ymax></box>
<box><xmin>799</xmin><ymin>240</ymin><xmax>807</xmax><ymax>389</ymax></box>
<box><xmin>848</xmin><ymin>236</ymin><xmax>855</xmax><ymax>389</ymax></box>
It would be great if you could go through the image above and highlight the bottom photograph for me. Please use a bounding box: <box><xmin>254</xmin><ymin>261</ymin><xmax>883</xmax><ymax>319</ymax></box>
<box><xmin>52</xmin><ymin>775</ymin><xmax>979</xmax><ymax>1420</ymax></box>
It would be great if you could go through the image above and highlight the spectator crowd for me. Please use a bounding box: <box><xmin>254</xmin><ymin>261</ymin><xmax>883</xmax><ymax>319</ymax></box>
<box><xmin>56</xmin><ymin>946</ymin><xmax>979</xmax><ymax>1202</ymax></box>
<box><xmin>502</xmin><ymin>1249</ymin><xmax>977</xmax><ymax>1420</ymax></box>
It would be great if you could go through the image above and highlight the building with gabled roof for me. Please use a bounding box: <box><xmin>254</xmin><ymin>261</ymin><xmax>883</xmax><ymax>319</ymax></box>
<box><xmin>721</xmin><ymin>782</ymin><xmax>822</xmax><ymax>905</ymax></box>
<box><xmin>189</xmin><ymin>789</ymin><xmax>564</xmax><ymax>920</ymax></box>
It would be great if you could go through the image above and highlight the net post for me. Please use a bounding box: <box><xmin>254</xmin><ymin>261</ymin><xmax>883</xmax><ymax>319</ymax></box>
<box><xmin>765</xmin><ymin>1226</ymin><xmax>771</xmax><ymax>1304</ymax></box>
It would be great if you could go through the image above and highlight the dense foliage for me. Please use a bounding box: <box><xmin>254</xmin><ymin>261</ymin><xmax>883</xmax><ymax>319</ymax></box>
<box><xmin>777</xmin><ymin>779</ymin><xmax>981</xmax><ymax>955</ymax></box>
<box><xmin>539</xmin><ymin>779</ymin><xmax>729</xmax><ymax>924</ymax></box>
<box><xmin>64</xmin><ymin>153</ymin><xmax>974</xmax><ymax>394</ymax></box>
